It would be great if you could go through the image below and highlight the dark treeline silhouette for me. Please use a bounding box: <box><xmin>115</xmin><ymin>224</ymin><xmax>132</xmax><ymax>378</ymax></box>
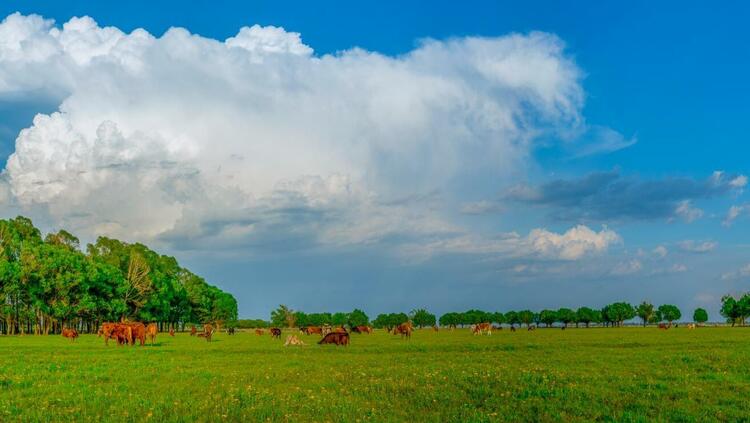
<box><xmin>0</xmin><ymin>216</ymin><xmax>237</xmax><ymax>335</ymax></box>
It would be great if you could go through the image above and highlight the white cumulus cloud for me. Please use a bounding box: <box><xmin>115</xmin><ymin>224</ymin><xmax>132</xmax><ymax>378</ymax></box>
<box><xmin>0</xmin><ymin>13</ymin><xmax>586</xmax><ymax>255</ymax></box>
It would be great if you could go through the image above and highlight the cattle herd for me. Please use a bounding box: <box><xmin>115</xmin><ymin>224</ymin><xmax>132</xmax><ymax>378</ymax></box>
<box><xmin>64</xmin><ymin>319</ymin><xmax>688</xmax><ymax>347</ymax></box>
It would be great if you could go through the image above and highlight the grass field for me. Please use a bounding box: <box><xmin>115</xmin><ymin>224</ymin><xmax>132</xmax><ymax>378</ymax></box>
<box><xmin>1</xmin><ymin>327</ymin><xmax>750</xmax><ymax>422</ymax></box>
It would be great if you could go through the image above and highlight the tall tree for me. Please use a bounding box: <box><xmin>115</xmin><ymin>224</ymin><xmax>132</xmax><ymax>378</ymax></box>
<box><xmin>636</xmin><ymin>301</ymin><xmax>655</xmax><ymax>327</ymax></box>
<box><xmin>693</xmin><ymin>308</ymin><xmax>708</xmax><ymax>324</ymax></box>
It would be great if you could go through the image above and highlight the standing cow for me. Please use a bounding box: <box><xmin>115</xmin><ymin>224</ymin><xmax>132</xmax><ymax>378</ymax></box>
<box><xmin>146</xmin><ymin>323</ymin><xmax>158</xmax><ymax>345</ymax></box>
<box><xmin>270</xmin><ymin>328</ymin><xmax>282</xmax><ymax>339</ymax></box>
<box><xmin>61</xmin><ymin>328</ymin><xmax>78</xmax><ymax>341</ymax></box>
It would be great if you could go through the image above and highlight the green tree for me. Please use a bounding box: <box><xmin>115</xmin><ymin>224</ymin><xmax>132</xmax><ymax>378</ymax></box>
<box><xmin>575</xmin><ymin>307</ymin><xmax>596</xmax><ymax>328</ymax></box>
<box><xmin>556</xmin><ymin>308</ymin><xmax>576</xmax><ymax>328</ymax></box>
<box><xmin>505</xmin><ymin>311</ymin><xmax>519</xmax><ymax>328</ymax></box>
<box><xmin>518</xmin><ymin>310</ymin><xmax>534</xmax><ymax>327</ymax></box>
<box><xmin>540</xmin><ymin>309</ymin><xmax>557</xmax><ymax>327</ymax></box>
<box><xmin>657</xmin><ymin>304</ymin><xmax>681</xmax><ymax>326</ymax></box>
<box><xmin>271</xmin><ymin>305</ymin><xmax>295</xmax><ymax>328</ymax></box>
<box><xmin>636</xmin><ymin>301</ymin><xmax>655</xmax><ymax>327</ymax></box>
<box><xmin>347</xmin><ymin>309</ymin><xmax>369</xmax><ymax>327</ymax></box>
<box><xmin>693</xmin><ymin>308</ymin><xmax>708</xmax><ymax>324</ymax></box>
<box><xmin>410</xmin><ymin>309</ymin><xmax>436</xmax><ymax>328</ymax></box>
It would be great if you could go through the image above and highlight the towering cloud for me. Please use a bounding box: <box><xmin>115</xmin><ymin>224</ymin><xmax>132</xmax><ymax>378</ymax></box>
<box><xmin>0</xmin><ymin>12</ymin><xmax>588</xmax><ymax>256</ymax></box>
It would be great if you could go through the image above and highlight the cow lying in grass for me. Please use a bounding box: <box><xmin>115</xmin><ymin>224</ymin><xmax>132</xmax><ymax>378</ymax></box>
<box><xmin>351</xmin><ymin>325</ymin><xmax>372</xmax><ymax>334</ymax></box>
<box><xmin>318</xmin><ymin>332</ymin><xmax>349</xmax><ymax>346</ymax></box>
<box><xmin>284</xmin><ymin>335</ymin><xmax>305</xmax><ymax>346</ymax></box>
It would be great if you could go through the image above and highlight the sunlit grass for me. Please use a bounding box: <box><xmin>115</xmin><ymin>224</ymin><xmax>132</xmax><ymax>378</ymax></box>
<box><xmin>1</xmin><ymin>327</ymin><xmax>750</xmax><ymax>422</ymax></box>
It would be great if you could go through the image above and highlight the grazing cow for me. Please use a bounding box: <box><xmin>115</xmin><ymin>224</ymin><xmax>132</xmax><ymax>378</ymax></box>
<box><xmin>112</xmin><ymin>324</ymin><xmax>133</xmax><ymax>346</ymax></box>
<box><xmin>255</xmin><ymin>329</ymin><xmax>265</xmax><ymax>336</ymax></box>
<box><xmin>126</xmin><ymin>322</ymin><xmax>147</xmax><ymax>346</ymax></box>
<box><xmin>658</xmin><ymin>323</ymin><xmax>669</xmax><ymax>330</ymax></box>
<box><xmin>284</xmin><ymin>335</ymin><xmax>305</xmax><ymax>346</ymax></box>
<box><xmin>301</xmin><ymin>326</ymin><xmax>322</xmax><ymax>335</ymax></box>
<box><xmin>190</xmin><ymin>325</ymin><xmax>197</xmax><ymax>336</ymax></box>
<box><xmin>270</xmin><ymin>328</ymin><xmax>282</xmax><ymax>339</ymax></box>
<box><xmin>472</xmin><ymin>322</ymin><xmax>492</xmax><ymax>336</ymax></box>
<box><xmin>318</xmin><ymin>332</ymin><xmax>349</xmax><ymax>346</ymax></box>
<box><xmin>146</xmin><ymin>323</ymin><xmax>158</xmax><ymax>345</ymax></box>
<box><xmin>197</xmin><ymin>324</ymin><xmax>214</xmax><ymax>342</ymax></box>
<box><xmin>99</xmin><ymin>322</ymin><xmax>118</xmax><ymax>345</ymax></box>
<box><xmin>61</xmin><ymin>328</ymin><xmax>78</xmax><ymax>341</ymax></box>
<box><xmin>227</xmin><ymin>327</ymin><xmax>236</xmax><ymax>335</ymax></box>
<box><xmin>169</xmin><ymin>328</ymin><xmax>175</xmax><ymax>337</ymax></box>
<box><xmin>352</xmin><ymin>325</ymin><xmax>372</xmax><ymax>334</ymax></box>
<box><xmin>393</xmin><ymin>322</ymin><xmax>413</xmax><ymax>339</ymax></box>
<box><xmin>510</xmin><ymin>326</ymin><xmax>516</xmax><ymax>332</ymax></box>
<box><xmin>528</xmin><ymin>325</ymin><xmax>536</xmax><ymax>331</ymax></box>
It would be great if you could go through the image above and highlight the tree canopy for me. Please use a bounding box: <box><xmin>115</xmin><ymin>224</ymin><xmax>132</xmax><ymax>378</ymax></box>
<box><xmin>0</xmin><ymin>216</ymin><xmax>237</xmax><ymax>335</ymax></box>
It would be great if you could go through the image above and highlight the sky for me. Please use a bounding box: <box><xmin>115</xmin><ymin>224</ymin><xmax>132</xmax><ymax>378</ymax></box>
<box><xmin>0</xmin><ymin>1</ymin><xmax>749</xmax><ymax>320</ymax></box>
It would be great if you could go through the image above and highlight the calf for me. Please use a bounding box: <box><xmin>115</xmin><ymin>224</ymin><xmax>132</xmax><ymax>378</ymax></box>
<box><xmin>318</xmin><ymin>332</ymin><xmax>349</xmax><ymax>346</ymax></box>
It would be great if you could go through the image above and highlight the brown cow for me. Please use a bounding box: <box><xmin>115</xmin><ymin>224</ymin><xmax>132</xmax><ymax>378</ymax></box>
<box><xmin>302</xmin><ymin>326</ymin><xmax>323</xmax><ymax>335</ymax></box>
<box><xmin>169</xmin><ymin>328</ymin><xmax>175</xmax><ymax>337</ymax></box>
<box><xmin>111</xmin><ymin>324</ymin><xmax>132</xmax><ymax>346</ymax></box>
<box><xmin>99</xmin><ymin>322</ymin><xmax>118</xmax><ymax>345</ymax></box>
<box><xmin>318</xmin><ymin>332</ymin><xmax>349</xmax><ymax>346</ymax></box>
<box><xmin>393</xmin><ymin>322</ymin><xmax>413</xmax><ymax>339</ymax></box>
<box><xmin>190</xmin><ymin>325</ymin><xmax>197</xmax><ymax>336</ymax></box>
<box><xmin>197</xmin><ymin>324</ymin><xmax>214</xmax><ymax>342</ymax></box>
<box><xmin>146</xmin><ymin>323</ymin><xmax>158</xmax><ymax>345</ymax></box>
<box><xmin>352</xmin><ymin>325</ymin><xmax>372</xmax><ymax>334</ymax></box>
<box><xmin>333</xmin><ymin>326</ymin><xmax>348</xmax><ymax>334</ymax></box>
<box><xmin>61</xmin><ymin>328</ymin><xmax>78</xmax><ymax>341</ymax></box>
<box><xmin>126</xmin><ymin>322</ymin><xmax>147</xmax><ymax>346</ymax></box>
<box><xmin>255</xmin><ymin>329</ymin><xmax>265</xmax><ymax>336</ymax></box>
<box><xmin>270</xmin><ymin>328</ymin><xmax>282</xmax><ymax>339</ymax></box>
<box><xmin>472</xmin><ymin>322</ymin><xmax>492</xmax><ymax>336</ymax></box>
<box><xmin>658</xmin><ymin>323</ymin><xmax>669</xmax><ymax>330</ymax></box>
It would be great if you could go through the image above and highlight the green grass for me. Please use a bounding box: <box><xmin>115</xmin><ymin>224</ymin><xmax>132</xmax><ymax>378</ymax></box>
<box><xmin>2</xmin><ymin>327</ymin><xmax>750</xmax><ymax>422</ymax></box>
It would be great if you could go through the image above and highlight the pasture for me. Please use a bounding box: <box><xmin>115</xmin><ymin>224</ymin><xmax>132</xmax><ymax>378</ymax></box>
<box><xmin>1</xmin><ymin>327</ymin><xmax>750</xmax><ymax>422</ymax></box>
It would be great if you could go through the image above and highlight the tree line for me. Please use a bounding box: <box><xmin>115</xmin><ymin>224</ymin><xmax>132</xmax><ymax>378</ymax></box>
<box><xmin>260</xmin><ymin>302</ymin><xmax>719</xmax><ymax>331</ymax></box>
<box><xmin>0</xmin><ymin>216</ymin><xmax>237</xmax><ymax>335</ymax></box>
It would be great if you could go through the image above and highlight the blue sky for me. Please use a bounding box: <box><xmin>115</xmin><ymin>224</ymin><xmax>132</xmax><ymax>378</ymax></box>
<box><xmin>0</xmin><ymin>1</ymin><xmax>748</xmax><ymax>320</ymax></box>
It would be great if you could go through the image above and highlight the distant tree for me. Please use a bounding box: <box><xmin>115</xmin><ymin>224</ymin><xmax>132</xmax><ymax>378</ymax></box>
<box><xmin>270</xmin><ymin>305</ymin><xmax>295</xmax><ymax>328</ymax></box>
<box><xmin>410</xmin><ymin>309</ymin><xmax>436</xmax><ymax>328</ymax></box>
<box><xmin>463</xmin><ymin>309</ymin><xmax>491</xmax><ymax>325</ymax></box>
<box><xmin>721</xmin><ymin>295</ymin><xmax>741</xmax><ymax>326</ymax></box>
<box><xmin>235</xmin><ymin>319</ymin><xmax>269</xmax><ymax>329</ymax></box>
<box><xmin>294</xmin><ymin>311</ymin><xmax>308</xmax><ymax>327</ymax></box>
<box><xmin>439</xmin><ymin>312</ymin><xmax>460</xmax><ymax>330</ymax></box>
<box><xmin>347</xmin><ymin>309</ymin><xmax>369</xmax><ymax>327</ymax></box>
<box><xmin>532</xmin><ymin>312</ymin><xmax>542</xmax><ymax>327</ymax></box>
<box><xmin>604</xmin><ymin>302</ymin><xmax>635</xmax><ymax>327</ymax></box>
<box><xmin>540</xmin><ymin>310</ymin><xmax>557</xmax><ymax>327</ymax></box>
<box><xmin>372</xmin><ymin>314</ymin><xmax>390</xmax><ymax>329</ymax></box>
<box><xmin>693</xmin><ymin>308</ymin><xmax>708</xmax><ymax>324</ymax></box>
<box><xmin>575</xmin><ymin>307</ymin><xmax>596</xmax><ymax>328</ymax></box>
<box><xmin>491</xmin><ymin>312</ymin><xmax>505</xmax><ymax>326</ymax></box>
<box><xmin>556</xmin><ymin>308</ymin><xmax>576</xmax><ymax>328</ymax></box>
<box><xmin>331</xmin><ymin>312</ymin><xmax>348</xmax><ymax>326</ymax></box>
<box><xmin>518</xmin><ymin>310</ymin><xmax>534</xmax><ymax>327</ymax></box>
<box><xmin>636</xmin><ymin>301</ymin><xmax>655</xmax><ymax>327</ymax></box>
<box><xmin>657</xmin><ymin>304</ymin><xmax>681</xmax><ymax>326</ymax></box>
<box><xmin>307</xmin><ymin>313</ymin><xmax>332</xmax><ymax>326</ymax></box>
<box><xmin>591</xmin><ymin>309</ymin><xmax>602</xmax><ymax>326</ymax></box>
<box><xmin>505</xmin><ymin>311</ymin><xmax>519</xmax><ymax>328</ymax></box>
